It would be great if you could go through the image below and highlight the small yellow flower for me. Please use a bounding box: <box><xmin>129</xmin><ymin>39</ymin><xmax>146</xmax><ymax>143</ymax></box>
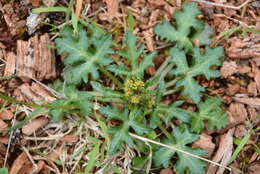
<box><xmin>148</xmin><ymin>99</ymin><xmax>155</xmax><ymax>108</ymax></box>
<box><xmin>131</xmin><ymin>95</ymin><xmax>140</xmax><ymax>104</ymax></box>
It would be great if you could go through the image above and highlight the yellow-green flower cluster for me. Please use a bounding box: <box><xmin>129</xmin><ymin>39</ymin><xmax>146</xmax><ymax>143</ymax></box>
<box><xmin>124</xmin><ymin>77</ymin><xmax>155</xmax><ymax>107</ymax></box>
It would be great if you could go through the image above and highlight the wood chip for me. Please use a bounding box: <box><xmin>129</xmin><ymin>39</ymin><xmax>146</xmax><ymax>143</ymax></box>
<box><xmin>220</xmin><ymin>61</ymin><xmax>238</xmax><ymax>78</ymax></box>
<box><xmin>192</xmin><ymin>133</ymin><xmax>215</xmax><ymax>157</ymax></box>
<box><xmin>22</xmin><ymin>116</ymin><xmax>49</xmax><ymax>135</ymax></box>
<box><xmin>227</xmin><ymin>35</ymin><xmax>260</xmax><ymax>59</ymax></box>
<box><xmin>15</xmin><ymin>34</ymin><xmax>56</xmax><ymax>81</ymax></box>
<box><xmin>0</xmin><ymin>109</ymin><xmax>13</xmax><ymax>120</ymax></box>
<box><xmin>143</xmin><ymin>30</ymin><xmax>154</xmax><ymax>51</ymax></box>
<box><xmin>0</xmin><ymin>119</ymin><xmax>8</xmax><ymax>131</ymax></box>
<box><xmin>59</xmin><ymin>135</ymin><xmax>79</xmax><ymax>143</ymax></box>
<box><xmin>105</xmin><ymin>0</ymin><xmax>118</xmax><ymax>18</ymax></box>
<box><xmin>160</xmin><ymin>168</ymin><xmax>173</xmax><ymax>174</ymax></box>
<box><xmin>10</xmin><ymin>152</ymin><xmax>30</xmax><ymax>174</ymax></box>
<box><xmin>233</xmin><ymin>97</ymin><xmax>260</xmax><ymax>108</ymax></box>
<box><xmin>228</xmin><ymin>103</ymin><xmax>248</xmax><ymax>123</ymax></box>
<box><xmin>247</xmin><ymin>82</ymin><xmax>258</xmax><ymax>96</ymax></box>
<box><xmin>3</xmin><ymin>52</ymin><xmax>16</xmax><ymax>76</ymax></box>
<box><xmin>16</xmin><ymin>82</ymin><xmax>55</xmax><ymax>105</ymax></box>
<box><xmin>207</xmin><ymin>128</ymin><xmax>234</xmax><ymax>174</ymax></box>
<box><xmin>0</xmin><ymin>136</ymin><xmax>9</xmax><ymax>144</ymax></box>
<box><xmin>234</xmin><ymin>125</ymin><xmax>247</xmax><ymax>139</ymax></box>
<box><xmin>251</xmin><ymin>61</ymin><xmax>260</xmax><ymax>92</ymax></box>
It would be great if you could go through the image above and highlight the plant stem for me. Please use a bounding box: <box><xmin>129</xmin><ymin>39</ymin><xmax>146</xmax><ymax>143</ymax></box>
<box><xmin>100</xmin><ymin>67</ymin><xmax>124</xmax><ymax>88</ymax></box>
<box><xmin>155</xmin><ymin>57</ymin><xmax>171</xmax><ymax>77</ymax></box>
<box><xmin>158</xmin><ymin>124</ymin><xmax>174</xmax><ymax>141</ymax></box>
<box><xmin>163</xmin><ymin>88</ymin><xmax>179</xmax><ymax>96</ymax></box>
<box><xmin>0</xmin><ymin>74</ymin><xmax>18</xmax><ymax>81</ymax></box>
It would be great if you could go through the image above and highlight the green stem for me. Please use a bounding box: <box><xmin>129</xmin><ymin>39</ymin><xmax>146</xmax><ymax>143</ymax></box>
<box><xmin>163</xmin><ymin>88</ymin><xmax>179</xmax><ymax>96</ymax></box>
<box><xmin>155</xmin><ymin>57</ymin><xmax>171</xmax><ymax>77</ymax></box>
<box><xmin>0</xmin><ymin>93</ymin><xmax>74</xmax><ymax>110</ymax></box>
<box><xmin>100</xmin><ymin>67</ymin><xmax>124</xmax><ymax>88</ymax></box>
<box><xmin>0</xmin><ymin>74</ymin><xmax>18</xmax><ymax>81</ymax></box>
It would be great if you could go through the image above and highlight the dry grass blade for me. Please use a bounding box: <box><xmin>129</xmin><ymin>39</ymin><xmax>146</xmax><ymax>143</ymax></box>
<box><xmin>75</xmin><ymin>0</ymin><xmax>83</xmax><ymax>20</ymax></box>
<box><xmin>129</xmin><ymin>132</ymin><xmax>232</xmax><ymax>172</ymax></box>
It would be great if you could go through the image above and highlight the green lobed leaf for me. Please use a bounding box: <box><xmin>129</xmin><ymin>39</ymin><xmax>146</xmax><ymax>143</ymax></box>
<box><xmin>154</xmin><ymin>2</ymin><xmax>204</xmax><ymax>50</ymax></box>
<box><xmin>153</xmin><ymin>125</ymin><xmax>206</xmax><ymax>174</ymax></box>
<box><xmin>189</xmin><ymin>97</ymin><xmax>228</xmax><ymax>133</ymax></box>
<box><xmin>49</xmin><ymin>85</ymin><xmax>93</xmax><ymax>121</ymax></box>
<box><xmin>169</xmin><ymin>46</ymin><xmax>223</xmax><ymax>103</ymax></box>
<box><xmin>99</xmin><ymin>106</ymin><xmax>150</xmax><ymax>154</ymax></box>
<box><xmin>55</xmin><ymin>25</ymin><xmax>113</xmax><ymax>85</ymax></box>
<box><xmin>108</xmin><ymin>31</ymin><xmax>156</xmax><ymax>79</ymax></box>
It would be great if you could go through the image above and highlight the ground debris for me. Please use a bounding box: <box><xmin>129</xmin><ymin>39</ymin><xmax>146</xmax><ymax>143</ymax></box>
<box><xmin>14</xmin><ymin>82</ymin><xmax>55</xmax><ymax>105</ymax></box>
<box><xmin>192</xmin><ymin>133</ymin><xmax>215</xmax><ymax>157</ymax></box>
<box><xmin>207</xmin><ymin>128</ymin><xmax>234</xmax><ymax>174</ymax></box>
<box><xmin>4</xmin><ymin>34</ymin><xmax>56</xmax><ymax>81</ymax></box>
<box><xmin>227</xmin><ymin>35</ymin><xmax>260</xmax><ymax>59</ymax></box>
<box><xmin>233</xmin><ymin>96</ymin><xmax>260</xmax><ymax>108</ymax></box>
<box><xmin>22</xmin><ymin>116</ymin><xmax>49</xmax><ymax>136</ymax></box>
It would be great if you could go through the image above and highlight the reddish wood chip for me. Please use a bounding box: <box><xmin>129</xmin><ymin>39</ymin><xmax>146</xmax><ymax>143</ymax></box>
<box><xmin>233</xmin><ymin>97</ymin><xmax>260</xmax><ymax>108</ymax></box>
<box><xmin>207</xmin><ymin>128</ymin><xmax>234</xmax><ymax>174</ymax></box>
<box><xmin>10</xmin><ymin>152</ymin><xmax>30</xmax><ymax>174</ymax></box>
<box><xmin>0</xmin><ymin>119</ymin><xmax>8</xmax><ymax>131</ymax></box>
<box><xmin>22</xmin><ymin>116</ymin><xmax>49</xmax><ymax>135</ymax></box>
<box><xmin>3</xmin><ymin>52</ymin><xmax>16</xmax><ymax>76</ymax></box>
<box><xmin>227</xmin><ymin>36</ymin><xmax>260</xmax><ymax>59</ymax></box>
<box><xmin>247</xmin><ymin>82</ymin><xmax>258</xmax><ymax>96</ymax></box>
<box><xmin>228</xmin><ymin>103</ymin><xmax>248</xmax><ymax>123</ymax></box>
<box><xmin>192</xmin><ymin>133</ymin><xmax>215</xmax><ymax>157</ymax></box>
<box><xmin>0</xmin><ymin>136</ymin><xmax>9</xmax><ymax>144</ymax></box>
<box><xmin>220</xmin><ymin>61</ymin><xmax>238</xmax><ymax>78</ymax></box>
<box><xmin>0</xmin><ymin>109</ymin><xmax>13</xmax><ymax>120</ymax></box>
<box><xmin>15</xmin><ymin>34</ymin><xmax>56</xmax><ymax>81</ymax></box>
<box><xmin>160</xmin><ymin>168</ymin><xmax>174</xmax><ymax>174</ymax></box>
<box><xmin>105</xmin><ymin>0</ymin><xmax>118</xmax><ymax>18</ymax></box>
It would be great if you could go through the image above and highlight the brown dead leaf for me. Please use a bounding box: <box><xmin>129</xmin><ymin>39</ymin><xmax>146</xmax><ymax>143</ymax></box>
<box><xmin>105</xmin><ymin>0</ymin><xmax>118</xmax><ymax>18</ymax></box>
<box><xmin>60</xmin><ymin>135</ymin><xmax>79</xmax><ymax>143</ymax></box>
<box><xmin>228</xmin><ymin>103</ymin><xmax>248</xmax><ymax>123</ymax></box>
<box><xmin>10</xmin><ymin>152</ymin><xmax>30</xmax><ymax>174</ymax></box>
<box><xmin>160</xmin><ymin>168</ymin><xmax>173</xmax><ymax>174</ymax></box>
<box><xmin>22</xmin><ymin>116</ymin><xmax>49</xmax><ymax>135</ymax></box>
<box><xmin>233</xmin><ymin>97</ymin><xmax>260</xmax><ymax>108</ymax></box>
<box><xmin>0</xmin><ymin>119</ymin><xmax>8</xmax><ymax>131</ymax></box>
<box><xmin>207</xmin><ymin>128</ymin><xmax>234</xmax><ymax>174</ymax></box>
<box><xmin>192</xmin><ymin>133</ymin><xmax>215</xmax><ymax>157</ymax></box>
<box><xmin>220</xmin><ymin>61</ymin><xmax>238</xmax><ymax>78</ymax></box>
<box><xmin>0</xmin><ymin>109</ymin><xmax>13</xmax><ymax>120</ymax></box>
